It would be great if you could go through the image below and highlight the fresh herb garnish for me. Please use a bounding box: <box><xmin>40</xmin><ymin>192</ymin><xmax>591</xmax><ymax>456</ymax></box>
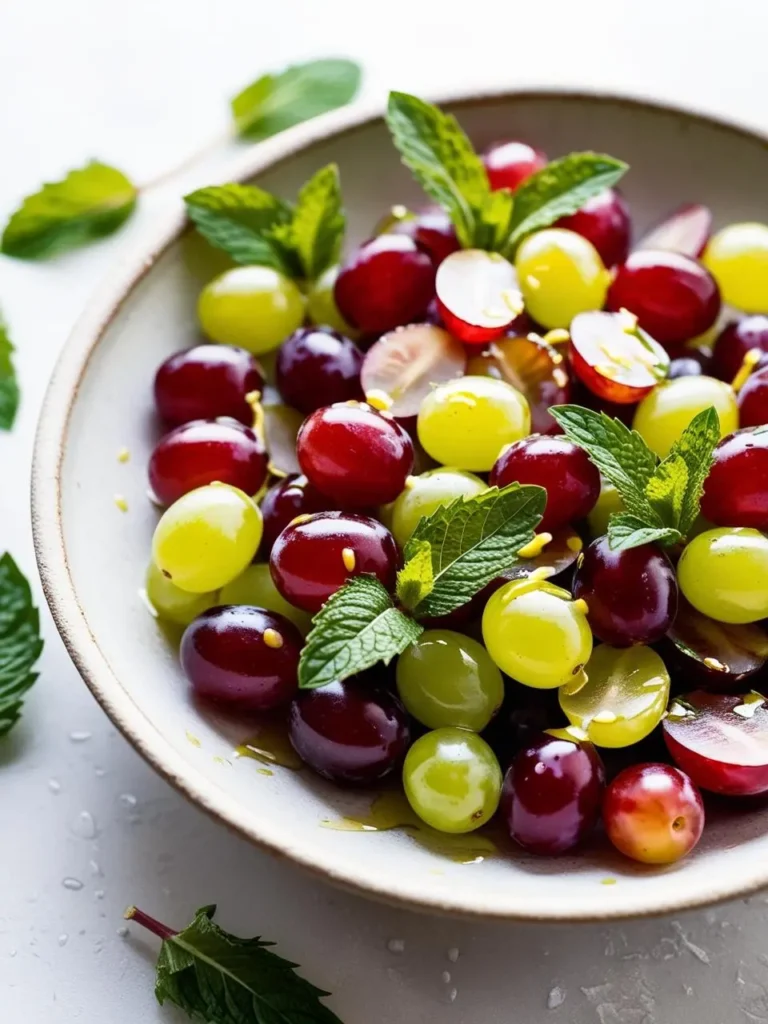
<box><xmin>126</xmin><ymin>904</ymin><xmax>342</xmax><ymax>1024</ymax></box>
<box><xmin>298</xmin><ymin>483</ymin><xmax>544</xmax><ymax>689</ymax></box>
<box><xmin>0</xmin><ymin>554</ymin><xmax>43</xmax><ymax>737</ymax></box>
<box><xmin>185</xmin><ymin>163</ymin><xmax>344</xmax><ymax>283</ymax></box>
<box><xmin>0</xmin><ymin>313</ymin><xmax>20</xmax><ymax>431</ymax></box>
<box><xmin>551</xmin><ymin>404</ymin><xmax>721</xmax><ymax>551</ymax></box>
<box><xmin>385</xmin><ymin>91</ymin><xmax>627</xmax><ymax>256</ymax></box>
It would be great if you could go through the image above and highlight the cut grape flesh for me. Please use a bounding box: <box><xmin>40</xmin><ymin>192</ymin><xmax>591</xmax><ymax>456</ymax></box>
<box><xmin>636</xmin><ymin>203</ymin><xmax>712</xmax><ymax>258</ymax></box>
<box><xmin>570</xmin><ymin>309</ymin><xmax>669</xmax><ymax>405</ymax></box>
<box><xmin>436</xmin><ymin>250</ymin><xmax>524</xmax><ymax>344</ymax></box>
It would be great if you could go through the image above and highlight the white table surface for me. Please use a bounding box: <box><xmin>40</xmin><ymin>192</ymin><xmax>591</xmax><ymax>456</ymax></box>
<box><xmin>3</xmin><ymin>1</ymin><xmax>768</xmax><ymax>1020</ymax></box>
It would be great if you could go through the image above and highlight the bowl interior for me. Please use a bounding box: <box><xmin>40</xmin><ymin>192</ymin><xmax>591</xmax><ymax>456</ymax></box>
<box><xmin>44</xmin><ymin>93</ymin><xmax>768</xmax><ymax>920</ymax></box>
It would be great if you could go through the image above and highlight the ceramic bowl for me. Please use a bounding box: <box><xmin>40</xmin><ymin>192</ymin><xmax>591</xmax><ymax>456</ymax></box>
<box><xmin>32</xmin><ymin>87</ymin><xmax>768</xmax><ymax>920</ymax></box>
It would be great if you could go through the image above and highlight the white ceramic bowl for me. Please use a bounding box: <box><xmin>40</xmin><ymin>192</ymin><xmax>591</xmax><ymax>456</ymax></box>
<box><xmin>32</xmin><ymin>87</ymin><xmax>768</xmax><ymax>921</ymax></box>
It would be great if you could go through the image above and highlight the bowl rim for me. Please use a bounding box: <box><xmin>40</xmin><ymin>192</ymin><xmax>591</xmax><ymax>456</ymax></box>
<box><xmin>31</xmin><ymin>83</ymin><xmax>768</xmax><ymax>922</ymax></box>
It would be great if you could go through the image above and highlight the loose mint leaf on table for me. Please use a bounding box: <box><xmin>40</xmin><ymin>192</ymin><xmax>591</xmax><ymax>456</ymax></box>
<box><xmin>0</xmin><ymin>554</ymin><xmax>43</xmax><ymax>737</ymax></box>
<box><xmin>399</xmin><ymin>483</ymin><xmax>546</xmax><ymax>619</ymax></box>
<box><xmin>126</xmin><ymin>904</ymin><xmax>342</xmax><ymax>1024</ymax></box>
<box><xmin>0</xmin><ymin>314</ymin><xmax>20</xmax><ymax>431</ymax></box>
<box><xmin>232</xmin><ymin>58</ymin><xmax>362</xmax><ymax>140</ymax></box>
<box><xmin>298</xmin><ymin>575</ymin><xmax>423</xmax><ymax>690</ymax></box>
<box><xmin>1</xmin><ymin>161</ymin><xmax>137</xmax><ymax>259</ymax></box>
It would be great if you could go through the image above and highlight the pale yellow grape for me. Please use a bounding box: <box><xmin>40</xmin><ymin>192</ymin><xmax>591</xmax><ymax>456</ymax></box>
<box><xmin>632</xmin><ymin>376</ymin><xmax>738</xmax><ymax>458</ymax></box>
<box><xmin>677</xmin><ymin>527</ymin><xmax>768</xmax><ymax>624</ymax></box>
<box><xmin>515</xmin><ymin>228</ymin><xmax>610</xmax><ymax>329</ymax></box>
<box><xmin>219</xmin><ymin>563</ymin><xmax>312</xmax><ymax>634</ymax></box>
<box><xmin>391</xmin><ymin>468</ymin><xmax>487</xmax><ymax>547</ymax></box>
<box><xmin>703</xmin><ymin>222</ymin><xmax>768</xmax><ymax>312</ymax></box>
<box><xmin>152</xmin><ymin>483</ymin><xmax>262</xmax><ymax>593</ymax></box>
<box><xmin>198</xmin><ymin>266</ymin><xmax>306</xmax><ymax>355</ymax></box>
<box><xmin>145</xmin><ymin>561</ymin><xmax>219</xmax><ymax>626</ymax></box>
<box><xmin>587</xmin><ymin>481</ymin><xmax>624</xmax><ymax>538</ymax></box>
<box><xmin>306</xmin><ymin>265</ymin><xmax>358</xmax><ymax>336</ymax></box>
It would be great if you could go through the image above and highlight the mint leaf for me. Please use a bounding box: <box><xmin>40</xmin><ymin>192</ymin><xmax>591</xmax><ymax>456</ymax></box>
<box><xmin>286</xmin><ymin>164</ymin><xmax>344</xmax><ymax>280</ymax></box>
<box><xmin>1</xmin><ymin>161</ymin><xmax>137</xmax><ymax>259</ymax></box>
<box><xmin>550</xmin><ymin>405</ymin><xmax>659</xmax><ymax>524</ymax></box>
<box><xmin>386</xmin><ymin>91</ymin><xmax>490</xmax><ymax>248</ymax></box>
<box><xmin>661</xmin><ymin>406</ymin><xmax>721</xmax><ymax>535</ymax></box>
<box><xmin>396</xmin><ymin>540</ymin><xmax>434</xmax><ymax>612</ymax></box>
<box><xmin>607</xmin><ymin>514</ymin><xmax>681</xmax><ymax>552</ymax></box>
<box><xmin>232</xmin><ymin>58</ymin><xmax>361</xmax><ymax>140</ymax></box>
<box><xmin>0</xmin><ymin>554</ymin><xmax>43</xmax><ymax>737</ymax></box>
<box><xmin>645</xmin><ymin>454</ymin><xmax>688</xmax><ymax>527</ymax></box>
<box><xmin>184</xmin><ymin>184</ymin><xmax>298</xmax><ymax>275</ymax></box>
<box><xmin>404</xmin><ymin>483</ymin><xmax>546</xmax><ymax>618</ymax></box>
<box><xmin>504</xmin><ymin>153</ymin><xmax>628</xmax><ymax>254</ymax></box>
<box><xmin>0</xmin><ymin>314</ymin><xmax>20</xmax><ymax>431</ymax></box>
<box><xmin>299</xmin><ymin>576</ymin><xmax>422</xmax><ymax>690</ymax></box>
<box><xmin>474</xmin><ymin>188</ymin><xmax>516</xmax><ymax>252</ymax></box>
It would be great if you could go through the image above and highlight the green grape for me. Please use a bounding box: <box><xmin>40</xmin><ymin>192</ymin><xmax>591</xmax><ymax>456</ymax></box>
<box><xmin>515</xmin><ymin>228</ymin><xmax>610</xmax><ymax>330</ymax></box>
<box><xmin>559</xmin><ymin>644</ymin><xmax>670</xmax><ymax>748</ymax></box>
<box><xmin>587</xmin><ymin>480</ymin><xmax>624</xmax><ymax>538</ymax></box>
<box><xmin>677</xmin><ymin>527</ymin><xmax>768</xmax><ymax>624</ymax></box>
<box><xmin>219</xmin><ymin>563</ymin><xmax>312</xmax><ymax>634</ymax></box>
<box><xmin>391</xmin><ymin>468</ymin><xmax>487</xmax><ymax>547</ymax></box>
<box><xmin>198</xmin><ymin>266</ymin><xmax>306</xmax><ymax>355</ymax></box>
<box><xmin>417</xmin><ymin>375</ymin><xmax>530</xmax><ymax>471</ymax></box>
<box><xmin>632</xmin><ymin>376</ymin><xmax>738</xmax><ymax>459</ymax></box>
<box><xmin>152</xmin><ymin>483</ymin><xmax>262</xmax><ymax>593</ymax></box>
<box><xmin>703</xmin><ymin>222</ymin><xmax>768</xmax><ymax>313</ymax></box>
<box><xmin>145</xmin><ymin>561</ymin><xmax>219</xmax><ymax>626</ymax></box>
<box><xmin>396</xmin><ymin>630</ymin><xmax>504</xmax><ymax>731</ymax></box>
<box><xmin>482</xmin><ymin>575</ymin><xmax>593</xmax><ymax>688</ymax></box>
<box><xmin>306</xmin><ymin>265</ymin><xmax>358</xmax><ymax>336</ymax></box>
<box><xmin>403</xmin><ymin>727</ymin><xmax>502</xmax><ymax>833</ymax></box>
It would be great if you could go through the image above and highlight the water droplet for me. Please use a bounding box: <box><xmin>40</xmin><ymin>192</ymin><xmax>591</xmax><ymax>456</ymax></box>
<box><xmin>447</xmin><ymin>947</ymin><xmax>460</xmax><ymax>963</ymax></box>
<box><xmin>387</xmin><ymin>938</ymin><xmax>405</xmax><ymax>954</ymax></box>
<box><xmin>69</xmin><ymin>731</ymin><xmax>92</xmax><ymax>743</ymax></box>
<box><xmin>547</xmin><ymin>986</ymin><xmax>566</xmax><ymax>1010</ymax></box>
<box><xmin>94</xmin><ymin>890</ymin><xmax>105</xmax><ymax>901</ymax></box>
<box><xmin>448</xmin><ymin>988</ymin><xmax>458</xmax><ymax>1003</ymax></box>
<box><xmin>442</xmin><ymin>970</ymin><xmax>452</xmax><ymax>984</ymax></box>
<box><xmin>58</xmin><ymin>934</ymin><xmax>68</xmax><ymax>947</ymax></box>
<box><xmin>26</xmin><ymin>892</ymin><xmax>38</xmax><ymax>904</ymax></box>
<box><xmin>48</xmin><ymin>779</ymin><xmax>61</xmax><ymax>794</ymax></box>
<box><xmin>71</xmin><ymin>811</ymin><xmax>98</xmax><ymax>839</ymax></box>
<box><xmin>62</xmin><ymin>877</ymin><xmax>84</xmax><ymax>891</ymax></box>
<box><xmin>9</xmin><ymin>950</ymin><xmax>17</xmax><ymax>958</ymax></box>
<box><xmin>89</xmin><ymin>860</ymin><xmax>103</xmax><ymax>877</ymax></box>
<box><xmin>119</xmin><ymin>793</ymin><xmax>138</xmax><ymax>808</ymax></box>
<box><xmin>94</xmin><ymin>766</ymin><xmax>106</xmax><ymax>778</ymax></box>
<box><xmin>117</xmin><ymin>927</ymin><xmax>128</xmax><ymax>939</ymax></box>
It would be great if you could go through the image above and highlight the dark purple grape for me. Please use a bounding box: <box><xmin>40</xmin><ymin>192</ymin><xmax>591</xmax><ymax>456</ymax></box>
<box><xmin>276</xmin><ymin>327</ymin><xmax>363</xmax><ymax>415</ymax></box>
<box><xmin>154</xmin><ymin>344</ymin><xmax>264</xmax><ymax>426</ymax></box>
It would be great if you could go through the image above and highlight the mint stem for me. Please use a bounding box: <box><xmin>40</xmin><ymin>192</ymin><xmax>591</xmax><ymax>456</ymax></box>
<box><xmin>124</xmin><ymin>905</ymin><xmax>177</xmax><ymax>941</ymax></box>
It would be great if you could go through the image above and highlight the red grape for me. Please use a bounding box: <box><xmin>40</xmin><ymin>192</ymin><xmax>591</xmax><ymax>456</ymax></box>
<box><xmin>260</xmin><ymin>474</ymin><xmax>345</xmax><ymax>554</ymax></box>
<box><xmin>181</xmin><ymin>606</ymin><xmax>301</xmax><ymax>711</ymax></box>
<box><xmin>636</xmin><ymin>203</ymin><xmax>712</xmax><ymax>258</ymax></box>
<box><xmin>739</xmin><ymin>366</ymin><xmax>768</xmax><ymax>427</ymax></box>
<box><xmin>711</xmin><ymin>316</ymin><xmax>768</xmax><ymax>383</ymax></box>
<box><xmin>276</xmin><ymin>327</ymin><xmax>363</xmax><ymax>414</ymax></box>
<box><xmin>570</xmin><ymin>310</ymin><xmax>670</xmax><ymax>404</ymax></box>
<box><xmin>289</xmin><ymin>676</ymin><xmax>410</xmax><ymax>784</ymax></box>
<box><xmin>154</xmin><ymin>344</ymin><xmax>264</xmax><ymax>426</ymax></box>
<box><xmin>270</xmin><ymin>511</ymin><xmax>399</xmax><ymax>613</ymax></box>
<box><xmin>389</xmin><ymin>208</ymin><xmax>460</xmax><ymax>265</ymax></box>
<box><xmin>701</xmin><ymin>428</ymin><xmax>768</xmax><ymax>531</ymax></box>
<box><xmin>436</xmin><ymin>249</ymin><xmax>523</xmax><ymax>344</ymax></box>
<box><xmin>555</xmin><ymin>188</ymin><xmax>631</xmax><ymax>267</ymax></box>
<box><xmin>148</xmin><ymin>419</ymin><xmax>268</xmax><ymax>506</ymax></box>
<box><xmin>481</xmin><ymin>140</ymin><xmax>547</xmax><ymax>192</ymax></box>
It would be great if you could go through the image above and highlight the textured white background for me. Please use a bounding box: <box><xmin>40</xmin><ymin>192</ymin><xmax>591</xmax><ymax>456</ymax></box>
<box><xmin>3</xmin><ymin>2</ymin><xmax>768</xmax><ymax>1021</ymax></box>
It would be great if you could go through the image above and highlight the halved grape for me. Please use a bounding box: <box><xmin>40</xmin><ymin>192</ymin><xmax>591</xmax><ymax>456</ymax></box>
<box><xmin>570</xmin><ymin>310</ymin><xmax>669</xmax><ymax>405</ymax></box>
<box><xmin>636</xmin><ymin>204</ymin><xmax>712</xmax><ymax>258</ymax></box>
<box><xmin>663</xmin><ymin>690</ymin><xmax>768</xmax><ymax>795</ymax></box>
<box><xmin>559</xmin><ymin>644</ymin><xmax>670</xmax><ymax>748</ymax></box>
<box><xmin>436</xmin><ymin>250</ymin><xmax>523</xmax><ymax>344</ymax></box>
<box><xmin>360</xmin><ymin>324</ymin><xmax>466</xmax><ymax>420</ymax></box>
<box><xmin>494</xmin><ymin>526</ymin><xmax>583</xmax><ymax>585</ymax></box>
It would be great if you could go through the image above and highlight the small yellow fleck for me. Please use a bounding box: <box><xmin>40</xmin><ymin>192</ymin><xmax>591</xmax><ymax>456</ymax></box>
<box><xmin>546</xmin><ymin>724</ymin><xmax>589</xmax><ymax>743</ymax></box>
<box><xmin>576</xmin><ymin>552</ymin><xmax>585</xmax><ymax>568</ymax></box>
<box><xmin>553</xmin><ymin>368</ymin><xmax>570</xmax><ymax>388</ymax></box>
<box><xmin>342</xmin><ymin>547</ymin><xmax>356</xmax><ymax>572</ymax></box>
<box><xmin>732</xmin><ymin>347</ymin><xmax>764</xmax><ymax>394</ymax></box>
<box><xmin>529</xmin><ymin>565</ymin><xmax>556</xmax><ymax>583</ymax></box>
<box><xmin>595</xmin><ymin>363</ymin><xmax>620</xmax><ymax>380</ymax></box>
<box><xmin>263</xmin><ymin>628</ymin><xmax>284</xmax><ymax>649</ymax></box>
<box><xmin>599</xmin><ymin>342</ymin><xmax>633</xmax><ymax>370</ymax></box>
<box><xmin>572</xmin><ymin>598</ymin><xmax>589</xmax><ymax>616</ymax></box>
<box><xmin>366</xmin><ymin>389</ymin><xmax>393</xmax><ymax>412</ymax></box>
<box><xmin>667</xmin><ymin>701</ymin><xmax>693</xmax><ymax>721</ymax></box>
<box><xmin>213</xmin><ymin>756</ymin><xmax>231</xmax><ymax>767</ymax></box>
<box><xmin>618</xmin><ymin>307</ymin><xmax>638</xmax><ymax>331</ymax></box>
<box><xmin>404</xmin><ymin>476</ymin><xmax>417</xmax><ymax>490</ymax></box>
<box><xmin>114</xmin><ymin>495</ymin><xmax>129</xmax><ymax>513</ymax></box>
<box><xmin>117</xmin><ymin>447</ymin><xmax>130</xmax><ymax>463</ymax></box>
<box><xmin>733</xmin><ymin>691</ymin><xmax>766</xmax><ymax>719</ymax></box>
<box><xmin>501</xmin><ymin>288</ymin><xmax>524</xmax><ymax>315</ymax></box>
<box><xmin>703</xmin><ymin>656</ymin><xmax>728</xmax><ymax>672</ymax></box>
<box><xmin>245</xmin><ymin>391</ymin><xmax>265</xmax><ymax>441</ymax></box>
<box><xmin>592</xmin><ymin>710</ymin><xmax>618</xmax><ymax>724</ymax></box>
<box><xmin>256</xmin><ymin>768</ymin><xmax>274</xmax><ymax>777</ymax></box>
<box><xmin>601</xmin><ymin>877</ymin><xmax>618</xmax><ymax>886</ymax></box>
<box><xmin>289</xmin><ymin>514</ymin><xmax>312</xmax><ymax>527</ymax></box>
<box><xmin>543</xmin><ymin>328</ymin><xmax>570</xmax><ymax>346</ymax></box>
<box><xmin>566</xmin><ymin>535</ymin><xmax>583</xmax><ymax>553</ymax></box>
<box><xmin>517</xmin><ymin>532</ymin><xmax>553</xmax><ymax>558</ymax></box>
<box><xmin>481</xmin><ymin>306</ymin><xmax>510</xmax><ymax>322</ymax></box>
<box><xmin>186</xmin><ymin>731</ymin><xmax>201</xmax><ymax>748</ymax></box>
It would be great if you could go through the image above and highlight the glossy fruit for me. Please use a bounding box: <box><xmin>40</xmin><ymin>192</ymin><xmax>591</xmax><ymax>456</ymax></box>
<box><xmin>290</xmin><ymin>677</ymin><xmax>410</xmax><ymax>785</ymax></box>
<box><xmin>703</xmin><ymin>222</ymin><xmax>768</xmax><ymax>312</ymax></box>
<box><xmin>739</xmin><ymin>366</ymin><xmax>768</xmax><ymax>427</ymax></box>
<box><xmin>148</xmin><ymin>419</ymin><xmax>268</xmax><ymax>506</ymax></box>
<box><xmin>481</xmin><ymin>140</ymin><xmax>547</xmax><ymax>192</ymax></box>
<box><xmin>466</xmin><ymin>334</ymin><xmax>571</xmax><ymax>435</ymax></box>
<box><xmin>494</xmin><ymin>526</ymin><xmax>584</xmax><ymax>587</ymax></box>
<box><xmin>603</xmin><ymin>764</ymin><xmax>704</xmax><ymax>864</ymax></box>
<box><xmin>198</xmin><ymin>266</ymin><xmax>306</xmax><ymax>355</ymax></box>
<box><xmin>482</xmin><ymin>577</ymin><xmax>593</xmax><ymax>689</ymax></box>
<box><xmin>555</xmin><ymin>188</ymin><xmax>631</xmax><ymax>267</ymax></box>
<box><xmin>632</xmin><ymin>376</ymin><xmax>738</xmax><ymax>458</ymax></box>
<box><xmin>360</xmin><ymin>324</ymin><xmax>466</xmax><ymax>420</ymax></box>
<box><xmin>152</xmin><ymin>484</ymin><xmax>262</xmax><ymax>593</ymax></box>
<box><xmin>663</xmin><ymin>690</ymin><xmax>768</xmax><ymax>795</ymax></box>
<box><xmin>490</xmin><ymin>435</ymin><xmax>600</xmax><ymax>533</ymax></box>
<box><xmin>270</xmin><ymin>511</ymin><xmax>399</xmax><ymax>613</ymax></box>
<box><xmin>701</xmin><ymin>429</ymin><xmax>768</xmax><ymax>530</ymax></box>
<box><xmin>569</xmin><ymin>310</ymin><xmax>670</xmax><ymax>404</ymax></box>
<box><xmin>390</xmin><ymin>468</ymin><xmax>486</xmax><ymax>548</ymax></box>
<box><xmin>297</xmin><ymin>402</ymin><xmax>414</xmax><ymax>507</ymax></box>
<box><xmin>711</xmin><ymin>316</ymin><xmax>768</xmax><ymax>383</ymax></box>
<box><xmin>559</xmin><ymin>644</ymin><xmax>670</xmax><ymax>747</ymax></box>
<box><xmin>388</xmin><ymin>208</ymin><xmax>460</xmax><ymax>265</ymax></box>
<box><xmin>181</xmin><ymin>606</ymin><xmax>301</xmax><ymax>711</ymax></box>
<box><xmin>572</xmin><ymin>538</ymin><xmax>678</xmax><ymax>646</ymax></box>
<box><xmin>516</xmin><ymin>229</ymin><xmax>610</xmax><ymax>330</ymax></box>
<box><xmin>587</xmin><ymin>481</ymin><xmax>624</xmax><ymax>538</ymax></box>
<box><xmin>276</xmin><ymin>327</ymin><xmax>363</xmax><ymax>414</ymax></box>
<box><xmin>218</xmin><ymin>563</ymin><xmax>312</xmax><ymax>634</ymax></box>
<box><xmin>607</xmin><ymin>250</ymin><xmax>720</xmax><ymax>348</ymax></box>
<box><xmin>636</xmin><ymin>203</ymin><xmax>712</xmax><ymax>258</ymax></box>
<box><xmin>154</xmin><ymin>344</ymin><xmax>265</xmax><ymax>427</ymax></box>
<box><xmin>306</xmin><ymin>265</ymin><xmax>358</xmax><ymax>335</ymax></box>
<box><xmin>396</xmin><ymin>630</ymin><xmax>504</xmax><ymax>731</ymax></box>
<box><xmin>259</xmin><ymin>474</ymin><xmax>342</xmax><ymax>554</ymax></box>
<box><xmin>144</xmin><ymin>561</ymin><xmax>219</xmax><ymax>627</ymax></box>
<box><xmin>436</xmin><ymin>250</ymin><xmax>524</xmax><ymax>344</ymax></box>
<box><xmin>481</xmin><ymin>687</ymin><xmax>566</xmax><ymax>769</ymax></box>
<box><xmin>501</xmin><ymin>733</ymin><xmax>605</xmax><ymax>854</ymax></box>
<box><xmin>668</xmin><ymin>353</ymin><xmax>710</xmax><ymax>379</ymax></box>
<box><xmin>334</xmin><ymin>234</ymin><xmax>435</xmax><ymax>335</ymax></box>
<box><xmin>417</xmin><ymin>375</ymin><xmax>530</xmax><ymax>472</ymax></box>
<box><xmin>677</xmin><ymin>527</ymin><xmax>768</xmax><ymax>624</ymax></box>
<box><xmin>403</xmin><ymin>728</ymin><xmax>502</xmax><ymax>833</ymax></box>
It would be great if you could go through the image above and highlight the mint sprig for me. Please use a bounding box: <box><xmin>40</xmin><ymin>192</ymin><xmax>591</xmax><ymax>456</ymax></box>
<box><xmin>0</xmin><ymin>554</ymin><xmax>43</xmax><ymax>737</ymax></box>
<box><xmin>185</xmin><ymin>164</ymin><xmax>344</xmax><ymax>283</ymax></box>
<box><xmin>0</xmin><ymin>314</ymin><xmax>20</xmax><ymax>431</ymax></box>
<box><xmin>551</xmin><ymin>404</ymin><xmax>721</xmax><ymax>551</ymax></box>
